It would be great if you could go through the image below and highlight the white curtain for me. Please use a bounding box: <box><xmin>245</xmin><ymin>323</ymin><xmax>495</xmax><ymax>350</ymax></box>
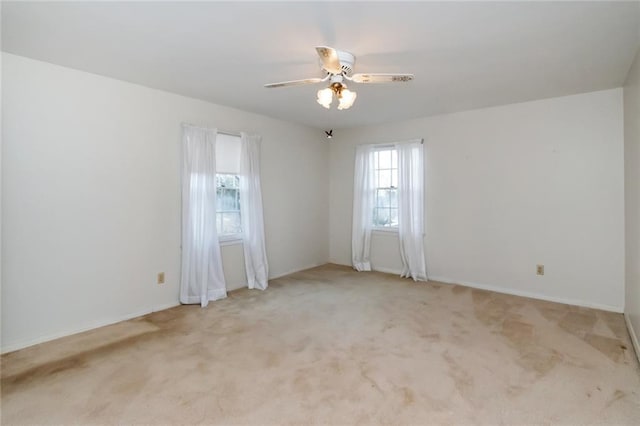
<box><xmin>396</xmin><ymin>139</ymin><xmax>427</xmax><ymax>281</ymax></box>
<box><xmin>180</xmin><ymin>124</ymin><xmax>227</xmax><ymax>306</ymax></box>
<box><xmin>239</xmin><ymin>132</ymin><xmax>269</xmax><ymax>290</ymax></box>
<box><xmin>352</xmin><ymin>144</ymin><xmax>376</xmax><ymax>271</ymax></box>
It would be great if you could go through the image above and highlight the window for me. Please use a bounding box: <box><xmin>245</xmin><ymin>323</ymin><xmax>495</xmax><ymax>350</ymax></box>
<box><xmin>373</xmin><ymin>147</ymin><xmax>398</xmax><ymax>228</ymax></box>
<box><xmin>215</xmin><ymin>133</ymin><xmax>242</xmax><ymax>238</ymax></box>
<box><xmin>216</xmin><ymin>174</ymin><xmax>241</xmax><ymax>236</ymax></box>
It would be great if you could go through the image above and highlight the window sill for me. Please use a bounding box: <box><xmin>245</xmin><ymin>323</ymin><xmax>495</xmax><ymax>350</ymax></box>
<box><xmin>219</xmin><ymin>235</ymin><xmax>243</xmax><ymax>246</ymax></box>
<box><xmin>372</xmin><ymin>227</ymin><xmax>398</xmax><ymax>234</ymax></box>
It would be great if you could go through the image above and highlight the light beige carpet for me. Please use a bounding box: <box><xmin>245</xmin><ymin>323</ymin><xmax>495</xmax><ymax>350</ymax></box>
<box><xmin>2</xmin><ymin>264</ymin><xmax>639</xmax><ymax>425</ymax></box>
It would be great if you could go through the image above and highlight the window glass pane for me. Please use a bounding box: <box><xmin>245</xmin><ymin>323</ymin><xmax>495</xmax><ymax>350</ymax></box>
<box><xmin>220</xmin><ymin>188</ymin><xmax>235</xmax><ymax>210</ymax></box>
<box><xmin>234</xmin><ymin>188</ymin><xmax>240</xmax><ymax>210</ymax></box>
<box><xmin>371</xmin><ymin>148</ymin><xmax>398</xmax><ymax>228</ymax></box>
<box><xmin>390</xmin><ymin>208</ymin><xmax>398</xmax><ymax>227</ymax></box>
<box><xmin>378</xmin><ymin>149</ymin><xmax>391</xmax><ymax>169</ymax></box>
<box><xmin>222</xmin><ymin>212</ymin><xmax>242</xmax><ymax>235</ymax></box>
<box><xmin>390</xmin><ymin>188</ymin><xmax>398</xmax><ymax>208</ymax></box>
<box><xmin>220</xmin><ymin>213</ymin><xmax>227</xmax><ymax>234</ymax></box>
<box><xmin>376</xmin><ymin>189</ymin><xmax>391</xmax><ymax>208</ymax></box>
<box><xmin>373</xmin><ymin>207</ymin><xmax>391</xmax><ymax>227</ymax></box>
<box><xmin>378</xmin><ymin>169</ymin><xmax>391</xmax><ymax>188</ymax></box>
<box><xmin>215</xmin><ymin>173</ymin><xmax>242</xmax><ymax>235</ymax></box>
<box><xmin>219</xmin><ymin>188</ymin><xmax>228</xmax><ymax>210</ymax></box>
<box><xmin>220</xmin><ymin>213</ymin><xmax>229</xmax><ymax>234</ymax></box>
<box><xmin>232</xmin><ymin>212</ymin><xmax>242</xmax><ymax>234</ymax></box>
<box><xmin>373</xmin><ymin>208</ymin><xmax>381</xmax><ymax>227</ymax></box>
<box><xmin>222</xmin><ymin>174</ymin><xmax>236</xmax><ymax>188</ymax></box>
<box><xmin>216</xmin><ymin>187</ymin><xmax>224</xmax><ymax>210</ymax></box>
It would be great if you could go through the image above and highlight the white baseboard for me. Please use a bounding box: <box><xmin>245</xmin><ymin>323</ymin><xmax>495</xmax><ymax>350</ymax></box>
<box><xmin>373</xmin><ymin>266</ymin><xmax>403</xmax><ymax>275</ymax></box>
<box><xmin>369</xmin><ymin>268</ymin><xmax>622</xmax><ymax>312</ymax></box>
<box><xmin>152</xmin><ymin>302</ymin><xmax>181</xmax><ymax>312</ymax></box>
<box><xmin>428</xmin><ymin>275</ymin><xmax>623</xmax><ymax>313</ymax></box>
<box><xmin>2</xmin><ymin>302</ymin><xmax>183</xmax><ymax>354</ymax></box>
<box><xmin>624</xmin><ymin>313</ymin><xmax>640</xmax><ymax>364</ymax></box>
<box><xmin>267</xmin><ymin>263</ymin><xmax>624</xmax><ymax>313</ymax></box>
<box><xmin>225</xmin><ymin>281</ymin><xmax>248</xmax><ymax>292</ymax></box>
<box><xmin>269</xmin><ymin>262</ymin><xmax>327</xmax><ymax>280</ymax></box>
<box><xmin>1</xmin><ymin>308</ymin><xmax>151</xmax><ymax>354</ymax></box>
<box><xmin>327</xmin><ymin>261</ymin><xmax>402</xmax><ymax>276</ymax></box>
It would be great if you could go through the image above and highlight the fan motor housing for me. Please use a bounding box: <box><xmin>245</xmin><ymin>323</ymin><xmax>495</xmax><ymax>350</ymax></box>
<box><xmin>320</xmin><ymin>50</ymin><xmax>355</xmax><ymax>76</ymax></box>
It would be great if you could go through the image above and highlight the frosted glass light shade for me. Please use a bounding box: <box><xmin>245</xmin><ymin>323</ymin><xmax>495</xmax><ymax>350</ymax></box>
<box><xmin>337</xmin><ymin>89</ymin><xmax>357</xmax><ymax>110</ymax></box>
<box><xmin>317</xmin><ymin>88</ymin><xmax>333</xmax><ymax>109</ymax></box>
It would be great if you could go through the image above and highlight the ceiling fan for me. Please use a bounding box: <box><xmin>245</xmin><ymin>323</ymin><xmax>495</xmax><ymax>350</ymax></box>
<box><xmin>264</xmin><ymin>46</ymin><xmax>414</xmax><ymax>110</ymax></box>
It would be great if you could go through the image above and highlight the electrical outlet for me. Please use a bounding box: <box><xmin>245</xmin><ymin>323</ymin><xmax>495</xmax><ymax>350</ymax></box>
<box><xmin>157</xmin><ymin>272</ymin><xmax>165</xmax><ymax>284</ymax></box>
<box><xmin>536</xmin><ymin>265</ymin><xmax>544</xmax><ymax>276</ymax></box>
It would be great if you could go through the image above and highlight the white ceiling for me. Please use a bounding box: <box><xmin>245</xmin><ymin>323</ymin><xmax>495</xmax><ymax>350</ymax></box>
<box><xmin>2</xmin><ymin>1</ymin><xmax>639</xmax><ymax>130</ymax></box>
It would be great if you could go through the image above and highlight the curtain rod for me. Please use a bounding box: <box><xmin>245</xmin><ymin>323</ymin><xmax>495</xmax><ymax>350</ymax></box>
<box><xmin>181</xmin><ymin>123</ymin><xmax>241</xmax><ymax>137</ymax></box>
<box><xmin>358</xmin><ymin>138</ymin><xmax>424</xmax><ymax>147</ymax></box>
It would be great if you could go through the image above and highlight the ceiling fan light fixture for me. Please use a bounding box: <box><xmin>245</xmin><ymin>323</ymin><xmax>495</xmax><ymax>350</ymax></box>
<box><xmin>317</xmin><ymin>87</ymin><xmax>333</xmax><ymax>109</ymax></box>
<box><xmin>337</xmin><ymin>88</ymin><xmax>357</xmax><ymax>110</ymax></box>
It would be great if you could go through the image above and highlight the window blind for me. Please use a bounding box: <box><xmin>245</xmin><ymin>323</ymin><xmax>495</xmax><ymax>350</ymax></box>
<box><xmin>215</xmin><ymin>133</ymin><xmax>241</xmax><ymax>173</ymax></box>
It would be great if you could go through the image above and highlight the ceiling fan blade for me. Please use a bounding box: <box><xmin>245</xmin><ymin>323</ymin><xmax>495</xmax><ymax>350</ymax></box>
<box><xmin>315</xmin><ymin>46</ymin><xmax>342</xmax><ymax>75</ymax></box>
<box><xmin>264</xmin><ymin>78</ymin><xmax>324</xmax><ymax>89</ymax></box>
<box><xmin>350</xmin><ymin>73</ymin><xmax>414</xmax><ymax>83</ymax></box>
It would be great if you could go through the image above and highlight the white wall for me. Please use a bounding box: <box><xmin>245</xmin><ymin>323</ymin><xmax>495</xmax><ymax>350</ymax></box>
<box><xmin>1</xmin><ymin>53</ymin><xmax>329</xmax><ymax>352</ymax></box>
<box><xmin>1</xmin><ymin>51</ymin><xmax>630</xmax><ymax>353</ymax></box>
<box><xmin>624</xmin><ymin>47</ymin><xmax>640</xmax><ymax>359</ymax></box>
<box><xmin>330</xmin><ymin>89</ymin><xmax>625</xmax><ymax>311</ymax></box>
